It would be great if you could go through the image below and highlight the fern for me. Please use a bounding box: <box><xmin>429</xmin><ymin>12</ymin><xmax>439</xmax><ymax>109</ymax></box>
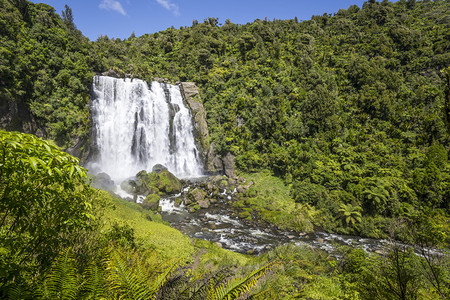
<box><xmin>106</xmin><ymin>246</ymin><xmax>182</xmax><ymax>300</ymax></box>
<box><xmin>208</xmin><ymin>261</ymin><xmax>278</xmax><ymax>300</ymax></box>
<box><xmin>82</xmin><ymin>260</ymin><xmax>106</xmax><ymax>299</ymax></box>
<box><xmin>187</xmin><ymin>268</ymin><xmax>233</xmax><ymax>300</ymax></box>
<box><xmin>37</xmin><ymin>248</ymin><xmax>80</xmax><ymax>300</ymax></box>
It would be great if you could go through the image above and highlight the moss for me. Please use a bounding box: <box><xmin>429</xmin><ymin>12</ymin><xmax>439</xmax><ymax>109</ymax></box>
<box><xmin>239</xmin><ymin>210</ymin><xmax>252</xmax><ymax>220</ymax></box>
<box><xmin>188</xmin><ymin>188</ymin><xmax>207</xmax><ymax>203</ymax></box>
<box><xmin>219</xmin><ymin>179</ymin><xmax>228</xmax><ymax>188</ymax></box>
<box><xmin>233</xmin><ymin>200</ymin><xmax>245</xmax><ymax>209</ymax></box>
<box><xmin>137</xmin><ymin>169</ymin><xmax>181</xmax><ymax>195</ymax></box>
<box><xmin>142</xmin><ymin>193</ymin><xmax>161</xmax><ymax>212</ymax></box>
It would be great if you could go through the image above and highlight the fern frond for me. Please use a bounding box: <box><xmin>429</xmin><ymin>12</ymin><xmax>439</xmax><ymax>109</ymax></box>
<box><xmin>209</xmin><ymin>261</ymin><xmax>278</xmax><ymax>300</ymax></box>
<box><xmin>83</xmin><ymin>260</ymin><xmax>106</xmax><ymax>299</ymax></box>
<box><xmin>106</xmin><ymin>248</ymin><xmax>148</xmax><ymax>299</ymax></box>
<box><xmin>190</xmin><ymin>268</ymin><xmax>232</xmax><ymax>300</ymax></box>
<box><xmin>38</xmin><ymin>248</ymin><xmax>80</xmax><ymax>300</ymax></box>
<box><xmin>150</xmin><ymin>258</ymin><xmax>181</xmax><ymax>295</ymax></box>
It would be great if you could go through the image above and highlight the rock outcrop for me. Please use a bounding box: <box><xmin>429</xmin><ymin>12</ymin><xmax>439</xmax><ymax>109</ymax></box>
<box><xmin>223</xmin><ymin>152</ymin><xmax>236</xmax><ymax>178</ymax></box>
<box><xmin>119</xmin><ymin>165</ymin><xmax>181</xmax><ymax>212</ymax></box>
<box><xmin>136</xmin><ymin>168</ymin><xmax>182</xmax><ymax>195</ymax></box>
<box><xmin>180</xmin><ymin>82</ymin><xmax>209</xmax><ymax>162</ymax></box>
<box><xmin>179</xmin><ymin>175</ymin><xmax>253</xmax><ymax>212</ymax></box>
<box><xmin>0</xmin><ymin>98</ymin><xmax>43</xmax><ymax>138</ymax></box>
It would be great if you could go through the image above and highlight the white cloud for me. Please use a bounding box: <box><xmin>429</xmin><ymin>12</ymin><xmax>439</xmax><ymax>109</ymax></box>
<box><xmin>156</xmin><ymin>0</ymin><xmax>180</xmax><ymax>16</ymax></box>
<box><xmin>99</xmin><ymin>0</ymin><xmax>127</xmax><ymax>16</ymax></box>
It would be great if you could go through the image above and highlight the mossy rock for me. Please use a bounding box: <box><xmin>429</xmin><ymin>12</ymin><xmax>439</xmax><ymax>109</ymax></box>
<box><xmin>219</xmin><ymin>179</ymin><xmax>229</xmax><ymax>189</ymax></box>
<box><xmin>142</xmin><ymin>193</ymin><xmax>161</xmax><ymax>212</ymax></box>
<box><xmin>120</xmin><ymin>178</ymin><xmax>148</xmax><ymax>195</ymax></box>
<box><xmin>239</xmin><ymin>210</ymin><xmax>252</xmax><ymax>220</ymax></box>
<box><xmin>136</xmin><ymin>169</ymin><xmax>181</xmax><ymax>195</ymax></box>
<box><xmin>187</xmin><ymin>188</ymin><xmax>207</xmax><ymax>204</ymax></box>
<box><xmin>120</xmin><ymin>180</ymin><xmax>135</xmax><ymax>194</ymax></box>
<box><xmin>188</xmin><ymin>204</ymin><xmax>200</xmax><ymax>213</ymax></box>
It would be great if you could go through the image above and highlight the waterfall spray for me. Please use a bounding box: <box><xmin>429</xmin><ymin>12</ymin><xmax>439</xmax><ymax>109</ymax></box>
<box><xmin>89</xmin><ymin>76</ymin><xmax>203</xmax><ymax>182</ymax></box>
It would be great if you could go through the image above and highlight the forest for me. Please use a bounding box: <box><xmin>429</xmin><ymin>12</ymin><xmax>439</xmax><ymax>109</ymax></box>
<box><xmin>0</xmin><ymin>0</ymin><xmax>449</xmax><ymax>298</ymax></box>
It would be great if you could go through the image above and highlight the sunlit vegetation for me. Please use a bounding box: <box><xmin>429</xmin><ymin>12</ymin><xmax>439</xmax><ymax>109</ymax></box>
<box><xmin>1</xmin><ymin>0</ymin><xmax>449</xmax><ymax>298</ymax></box>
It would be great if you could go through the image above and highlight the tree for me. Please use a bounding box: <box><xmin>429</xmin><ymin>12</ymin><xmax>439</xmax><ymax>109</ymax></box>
<box><xmin>61</xmin><ymin>4</ymin><xmax>75</xmax><ymax>31</ymax></box>
<box><xmin>0</xmin><ymin>130</ymin><xmax>95</xmax><ymax>293</ymax></box>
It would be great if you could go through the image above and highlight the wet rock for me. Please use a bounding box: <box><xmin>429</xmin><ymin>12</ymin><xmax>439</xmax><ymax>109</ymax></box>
<box><xmin>152</xmin><ymin>164</ymin><xmax>168</xmax><ymax>173</ymax></box>
<box><xmin>142</xmin><ymin>194</ymin><xmax>161</xmax><ymax>212</ymax></box>
<box><xmin>92</xmin><ymin>172</ymin><xmax>115</xmax><ymax>191</ymax></box>
<box><xmin>207</xmin><ymin>143</ymin><xmax>223</xmax><ymax>173</ymax></box>
<box><xmin>198</xmin><ymin>199</ymin><xmax>210</xmax><ymax>209</ymax></box>
<box><xmin>180</xmin><ymin>82</ymin><xmax>209</xmax><ymax>160</ymax></box>
<box><xmin>188</xmin><ymin>188</ymin><xmax>207</xmax><ymax>203</ymax></box>
<box><xmin>120</xmin><ymin>179</ymin><xmax>138</xmax><ymax>195</ymax></box>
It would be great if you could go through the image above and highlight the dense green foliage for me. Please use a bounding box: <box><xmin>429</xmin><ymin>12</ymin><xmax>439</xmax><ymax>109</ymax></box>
<box><xmin>0</xmin><ymin>0</ymin><xmax>98</xmax><ymax>147</ymax></box>
<box><xmin>1</xmin><ymin>0</ymin><xmax>450</xmax><ymax>298</ymax></box>
<box><xmin>0</xmin><ymin>130</ymin><xmax>274</xmax><ymax>299</ymax></box>
<box><xmin>0</xmin><ymin>130</ymin><xmax>98</xmax><ymax>294</ymax></box>
<box><xmin>57</xmin><ymin>0</ymin><xmax>450</xmax><ymax>236</ymax></box>
<box><xmin>1</xmin><ymin>0</ymin><xmax>449</xmax><ymax>236</ymax></box>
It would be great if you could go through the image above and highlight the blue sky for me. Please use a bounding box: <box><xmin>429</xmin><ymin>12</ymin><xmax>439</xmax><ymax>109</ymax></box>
<box><xmin>30</xmin><ymin>0</ymin><xmax>371</xmax><ymax>41</ymax></box>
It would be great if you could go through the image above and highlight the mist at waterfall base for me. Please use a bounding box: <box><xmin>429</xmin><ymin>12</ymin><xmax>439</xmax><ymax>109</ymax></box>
<box><xmin>88</xmin><ymin>75</ymin><xmax>203</xmax><ymax>183</ymax></box>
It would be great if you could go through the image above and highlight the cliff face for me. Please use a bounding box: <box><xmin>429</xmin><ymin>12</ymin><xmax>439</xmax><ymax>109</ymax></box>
<box><xmin>180</xmin><ymin>82</ymin><xmax>235</xmax><ymax>177</ymax></box>
<box><xmin>180</xmin><ymin>82</ymin><xmax>210</xmax><ymax>164</ymax></box>
<box><xmin>0</xmin><ymin>98</ymin><xmax>42</xmax><ymax>137</ymax></box>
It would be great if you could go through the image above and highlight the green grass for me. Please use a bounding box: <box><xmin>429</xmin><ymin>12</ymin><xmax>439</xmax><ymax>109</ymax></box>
<box><xmin>97</xmin><ymin>191</ymin><xmax>252</xmax><ymax>268</ymax></box>
<box><xmin>99</xmin><ymin>191</ymin><xmax>195</xmax><ymax>260</ymax></box>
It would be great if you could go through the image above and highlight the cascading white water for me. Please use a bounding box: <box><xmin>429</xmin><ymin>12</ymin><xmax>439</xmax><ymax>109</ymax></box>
<box><xmin>89</xmin><ymin>75</ymin><xmax>203</xmax><ymax>182</ymax></box>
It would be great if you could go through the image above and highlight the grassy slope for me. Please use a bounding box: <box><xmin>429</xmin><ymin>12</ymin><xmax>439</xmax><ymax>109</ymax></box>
<box><xmin>98</xmin><ymin>191</ymin><xmax>251</xmax><ymax>268</ymax></box>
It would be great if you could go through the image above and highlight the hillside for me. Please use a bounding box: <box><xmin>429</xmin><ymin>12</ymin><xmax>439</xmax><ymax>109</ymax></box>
<box><xmin>0</xmin><ymin>0</ymin><xmax>449</xmax><ymax>298</ymax></box>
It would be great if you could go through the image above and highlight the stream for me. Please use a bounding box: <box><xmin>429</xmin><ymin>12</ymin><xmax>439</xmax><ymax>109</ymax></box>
<box><xmin>158</xmin><ymin>194</ymin><xmax>395</xmax><ymax>256</ymax></box>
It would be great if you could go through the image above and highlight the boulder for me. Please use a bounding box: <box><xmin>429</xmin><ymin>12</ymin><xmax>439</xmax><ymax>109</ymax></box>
<box><xmin>207</xmin><ymin>143</ymin><xmax>223</xmax><ymax>173</ymax></box>
<box><xmin>198</xmin><ymin>199</ymin><xmax>210</xmax><ymax>209</ymax></box>
<box><xmin>188</xmin><ymin>188</ymin><xmax>207</xmax><ymax>203</ymax></box>
<box><xmin>136</xmin><ymin>168</ymin><xmax>181</xmax><ymax>195</ymax></box>
<box><xmin>152</xmin><ymin>164</ymin><xmax>168</xmax><ymax>174</ymax></box>
<box><xmin>120</xmin><ymin>178</ymin><xmax>148</xmax><ymax>195</ymax></box>
<box><xmin>120</xmin><ymin>179</ymin><xmax>136</xmax><ymax>194</ymax></box>
<box><xmin>223</xmin><ymin>152</ymin><xmax>236</xmax><ymax>178</ymax></box>
<box><xmin>142</xmin><ymin>193</ymin><xmax>161</xmax><ymax>212</ymax></box>
<box><xmin>92</xmin><ymin>172</ymin><xmax>115</xmax><ymax>191</ymax></box>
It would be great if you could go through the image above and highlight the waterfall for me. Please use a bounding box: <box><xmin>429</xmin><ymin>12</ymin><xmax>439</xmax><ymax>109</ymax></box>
<box><xmin>89</xmin><ymin>75</ymin><xmax>203</xmax><ymax>182</ymax></box>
